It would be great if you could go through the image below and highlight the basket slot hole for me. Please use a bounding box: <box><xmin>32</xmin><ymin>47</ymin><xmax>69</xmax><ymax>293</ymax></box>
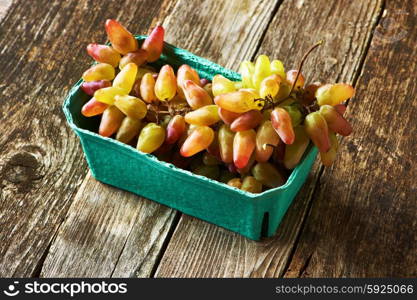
<box><xmin>261</xmin><ymin>212</ymin><xmax>269</xmax><ymax>238</ymax></box>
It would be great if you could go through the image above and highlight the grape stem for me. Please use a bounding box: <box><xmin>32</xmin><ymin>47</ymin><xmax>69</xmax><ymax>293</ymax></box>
<box><xmin>288</xmin><ymin>40</ymin><xmax>324</xmax><ymax>95</ymax></box>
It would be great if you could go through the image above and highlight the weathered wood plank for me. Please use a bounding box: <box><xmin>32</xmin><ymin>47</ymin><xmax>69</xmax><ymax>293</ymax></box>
<box><xmin>155</xmin><ymin>0</ymin><xmax>384</xmax><ymax>278</ymax></box>
<box><xmin>40</xmin><ymin>0</ymin><xmax>281</xmax><ymax>277</ymax></box>
<box><xmin>0</xmin><ymin>0</ymin><xmax>12</xmax><ymax>19</ymax></box>
<box><xmin>0</xmin><ymin>0</ymin><xmax>167</xmax><ymax>277</ymax></box>
<box><xmin>285</xmin><ymin>1</ymin><xmax>417</xmax><ymax>277</ymax></box>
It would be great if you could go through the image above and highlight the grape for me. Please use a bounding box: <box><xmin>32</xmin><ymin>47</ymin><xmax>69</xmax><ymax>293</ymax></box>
<box><xmin>320</xmin><ymin>132</ymin><xmax>338</xmax><ymax>166</ymax></box>
<box><xmin>180</xmin><ymin>126</ymin><xmax>214</xmax><ymax>157</ymax></box>
<box><xmin>302</xmin><ymin>82</ymin><xmax>322</xmax><ymax>105</ymax></box>
<box><xmin>304</xmin><ymin>111</ymin><xmax>330</xmax><ymax>152</ymax></box>
<box><xmin>203</xmin><ymin>83</ymin><xmax>214</xmax><ymax>98</ymax></box>
<box><xmin>94</xmin><ymin>86</ymin><xmax>125</xmax><ymax>105</ymax></box>
<box><xmin>200</xmin><ymin>78</ymin><xmax>210</xmax><ymax>86</ymax></box>
<box><xmin>113</xmin><ymin>62</ymin><xmax>137</xmax><ymax>94</ymax></box>
<box><xmin>194</xmin><ymin>164</ymin><xmax>220</xmax><ymax>180</ymax></box>
<box><xmin>334</xmin><ymin>103</ymin><xmax>347</xmax><ymax>115</ymax></box>
<box><xmin>252</xmin><ymin>162</ymin><xmax>285</xmax><ymax>188</ymax></box>
<box><xmin>239</xmin><ymin>61</ymin><xmax>255</xmax><ymax>88</ymax></box>
<box><xmin>155</xmin><ymin>65</ymin><xmax>177</xmax><ymax>101</ymax></box>
<box><xmin>136</xmin><ymin>67</ymin><xmax>155</xmax><ymax>80</ymax></box>
<box><xmin>241</xmin><ymin>176</ymin><xmax>262</xmax><ymax>193</ymax></box>
<box><xmin>177</xmin><ymin>64</ymin><xmax>200</xmax><ymax>99</ymax></box>
<box><xmin>82</xmin><ymin>63</ymin><xmax>115</xmax><ymax>82</ymax></box>
<box><xmin>212</xmin><ymin>75</ymin><xmax>236</xmax><ymax>96</ymax></box>
<box><xmin>283</xmin><ymin>126</ymin><xmax>310</xmax><ymax>169</ymax></box>
<box><xmin>165</xmin><ymin>115</ymin><xmax>186</xmax><ymax>144</ymax></box>
<box><xmin>255</xmin><ymin>120</ymin><xmax>279</xmax><ymax>163</ymax></box>
<box><xmin>116</xmin><ymin>117</ymin><xmax>142</xmax><ymax>143</ymax></box>
<box><xmin>140</xmin><ymin>73</ymin><xmax>157</xmax><ymax>103</ymax></box>
<box><xmin>319</xmin><ymin>105</ymin><xmax>352</xmax><ymax>136</ymax></box>
<box><xmin>141</xmin><ymin>24</ymin><xmax>164</xmax><ymax>62</ymax></box>
<box><xmin>137</xmin><ymin>123</ymin><xmax>166</xmax><ymax>153</ymax></box>
<box><xmin>183</xmin><ymin>80</ymin><xmax>213</xmax><ymax>109</ymax></box>
<box><xmin>99</xmin><ymin>106</ymin><xmax>125</xmax><ymax>137</ymax></box>
<box><xmin>286</xmin><ymin>70</ymin><xmax>305</xmax><ymax>90</ymax></box>
<box><xmin>218</xmin><ymin>124</ymin><xmax>235</xmax><ymax>163</ymax></box>
<box><xmin>214</xmin><ymin>90</ymin><xmax>263</xmax><ymax>113</ymax></box>
<box><xmin>105</xmin><ymin>19</ymin><xmax>138</xmax><ymax>55</ymax></box>
<box><xmin>271</xmin><ymin>107</ymin><xmax>295</xmax><ymax>144</ymax></box>
<box><xmin>87</xmin><ymin>44</ymin><xmax>121</xmax><ymax>67</ymax></box>
<box><xmin>81</xmin><ymin>98</ymin><xmax>108</xmax><ymax>117</ymax></box>
<box><xmin>252</xmin><ymin>55</ymin><xmax>271</xmax><ymax>89</ymax></box>
<box><xmin>81</xmin><ymin>80</ymin><xmax>111</xmax><ymax>96</ymax></box>
<box><xmin>283</xmin><ymin>105</ymin><xmax>302</xmax><ymax>127</ymax></box>
<box><xmin>114</xmin><ymin>95</ymin><xmax>147</xmax><ymax>119</ymax></box>
<box><xmin>270</xmin><ymin>59</ymin><xmax>286</xmax><ymax>79</ymax></box>
<box><xmin>227</xmin><ymin>178</ymin><xmax>242</xmax><ymax>189</ymax></box>
<box><xmin>259</xmin><ymin>74</ymin><xmax>282</xmax><ymax>98</ymax></box>
<box><xmin>228</xmin><ymin>163</ymin><xmax>238</xmax><ymax>173</ymax></box>
<box><xmin>233</xmin><ymin>129</ymin><xmax>256</xmax><ymax>169</ymax></box>
<box><xmin>207</xmin><ymin>129</ymin><xmax>220</xmax><ymax>158</ymax></box>
<box><xmin>237</xmin><ymin>152</ymin><xmax>255</xmax><ymax>175</ymax></box>
<box><xmin>119</xmin><ymin>49</ymin><xmax>148</xmax><ymax>69</ymax></box>
<box><xmin>315</xmin><ymin>83</ymin><xmax>354</xmax><ymax>106</ymax></box>
<box><xmin>230</xmin><ymin>110</ymin><xmax>262</xmax><ymax>132</ymax></box>
<box><xmin>275</xmin><ymin>81</ymin><xmax>291</xmax><ymax>101</ymax></box>
<box><xmin>272</xmin><ymin>141</ymin><xmax>286</xmax><ymax>164</ymax></box>
<box><xmin>203</xmin><ymin>152</ymin><xmax>220</xmax><ymax>165</ymax></box>
<box><xmin>184</xmin><ymin>105</ymin><xmax>220</xmax><ymax>126</ymax></box>
<box><xmin>218</xmin><ymin>107</ymin><xmax>241</xmax><ymax>125</ymax></box>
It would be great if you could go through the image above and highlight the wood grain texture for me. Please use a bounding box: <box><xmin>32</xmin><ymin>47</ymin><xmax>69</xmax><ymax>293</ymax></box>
<box><xmin>40</xmin><ymin>173</ymin><xmax>177</xmax><ymax>277</ymax></box>
<box><xmin>285</xmin><ymin>0</ymin><xmax>417</xmax><ymax>277</ymax></box>
<box><xmin>155</xmin><ymin>0</ymin><xmax>384</xmax><ymax>278</ymax></box>
<box><xmin>0</xmin><ymin>0</ymin><xmax>167</xmax><ymax>277</ymax></box>
<box><xmin>40</xmin><ymin>0</ymin><xmax>281</xmax><ymax>278</ymax></box>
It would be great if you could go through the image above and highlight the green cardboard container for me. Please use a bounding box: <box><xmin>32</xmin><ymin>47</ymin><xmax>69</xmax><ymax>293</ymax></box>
<box><xmin>63</xmin><ymin>36</ymin><xmax>317</xmax><ymax>240</ymax></box>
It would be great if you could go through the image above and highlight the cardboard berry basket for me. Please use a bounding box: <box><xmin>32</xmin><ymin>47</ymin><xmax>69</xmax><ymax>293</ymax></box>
<box><xmin>63</xmin><ymin>35</ymin><xmax>318</xmax><ymax>241</ymax></box>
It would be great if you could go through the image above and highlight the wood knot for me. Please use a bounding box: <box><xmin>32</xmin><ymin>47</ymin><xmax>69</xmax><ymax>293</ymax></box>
<box><xmin>1</xmin><ymin>148</ymin><xmax>45</xmax><ymax>193</ymax></box>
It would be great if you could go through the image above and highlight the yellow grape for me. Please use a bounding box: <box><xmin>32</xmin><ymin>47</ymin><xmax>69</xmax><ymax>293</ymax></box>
<box><xmin>87</xmin><ymin>44</ymin><xmax>121</xmax><ymax>67</ymax></box>
<box><xmin>119</xmin><ymin>49</ymin><xmax>148</xmax><ymax>69</ymax></box>
<box><xmin>255</xmin><ymin>120</ymin><xmax>279</xmax><ymax>163</ymax></box>
<box><xmin>316</xmin><ymin>83</ymin><xmax>355</xmax><ymax>106</ymax></box>
<box><xmin>180</xmin><ymin>126</ymin><xmax>214</xmax><ymax>157</ymax></box>
<box><xmin>320</xmin><ymin>132</ymin><xmax>339</xmax><ymax>166</ymax></box>
<box><xmin>137</xmin><ymin>123</ymin><xmax>166</xmax><ymax>153</ymax></box>
<box><xmin>116</xmin><ymin>117</ymin><xmax>142</xmax><ymax>144</ymax></box>
<box><xmin>270</xmin><ymin>59</ymin><xmax>286</xmax><ymax>79</ymax></box>
<box><xmin>252</xmin><ymin>55</ymin><xmax>271</xmax><ymax>89</ymax></box>
<box><xmin>286</xmin><ymin>70</ymin><xmax>305</xmax><ymax>90</ymax></box>
<box><xmin>252</xmin><ymin>162</ymin><xmax>285</xmax><ymax>188</ymax></box>
<box><xmin>275</xmin><ymin>80</ymin><xmax>292</xmax><ymax>101</ymax></box>
<box><xmin>283</xmin><ymin>126</ymin><xmax>310</xmax><ymax>169</ymax></box>
<box><xmin>218</xmin><ymin>124</ymin><xmax>235</xmax><ymax>163</ymax></box>
<box><xmin>140</xmin><ymin>73</ymin><xmax>157</xmax><ymax>103</ymax></box>
<box><xmin>212</xmin><ymin>75</ymin><xmax>236</xmax><ymax>96</ymax></box>
<box><xmin>184</xmin><ymin>105</ymin><xmax>220</xmax><ymax>126</ymax></box>
<box><xmin>214</xmin><ymin>90</ymin><xmax>264</xmax><ymax>113</ymax></box>
<box><xmin>113</xmin><ymin>62</ymin><xmax>137</xmax><ymax>94</ymax></box>
<box><xmin>155</xmin><ymin>65</ymin><xmax>177</xmax><ymax>101</ymax></box>
<box><xmin>239</xmin><ymin>61</ymin><xmax>255</xmax><ymax>88</ymax></box>
<box><xmin>94</xmin><ymin>86</ymin><xmax>125</xmax><ymax>105</ymax></box>
<box><xmin>114</xmin><ymin>95</ymin><xmax>147</xmax><ymax>119</ymax></box>
<box><xmin>259</xmin><ymin>74</ymin><xmax>282</xmax><ymax>98</ymax></box>
<box><xmin>227</xmin><ymin>178</ymin><xmax>242</xmax><ymax>189</ymax></box>
<box><xmin>105</xmin><ymin>19</ymin><xmax>138</xmax><ymax>55</ymax></box>
<box><xmin>82</xmin><ymin>63</ymin><xmax>115</xmax><ymax>82</ymax></box>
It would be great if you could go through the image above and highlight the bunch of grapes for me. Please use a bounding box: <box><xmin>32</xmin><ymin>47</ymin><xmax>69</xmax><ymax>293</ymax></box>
<box><xmin>80</xmin><ymin>20</ymin><xmax>354</xmax><ymax>194</ymax></box>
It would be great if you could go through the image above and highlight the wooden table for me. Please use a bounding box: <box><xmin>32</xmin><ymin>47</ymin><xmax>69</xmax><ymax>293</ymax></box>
<box><xmin>1</xmin><ymin>0</ymin><xmax>416</xmax><ymax>278</ymax></box>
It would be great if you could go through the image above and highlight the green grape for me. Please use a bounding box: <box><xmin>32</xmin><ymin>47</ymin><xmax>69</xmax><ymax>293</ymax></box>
<box><xmin>304</xmin><ymin>112</ymin><xmax>330</xmax><ymax>152</ymax></box>
<box><xmin>270</xmin><ymin>59</ymin><xmax>286</xmax><ymax>79</ymax></box>
<box><xmin>219</xmin><ymin>170</ymin><xmax>236</xmax><ymax>183</ymax></box>
<box><xmin>227</xmin><ymin>178</ymin><xmax>242</xmax><ymax>189</ymax></box>
<box><xmin>116</xmin><ymin>117</ymin><xmax>142</xmax><ymax>144</ymax></box>
<box><xmin>283</xmin><ymin>105</ymin><xmax>302</xmax><ymax>127</ymax></box>
<box><xmin>252</xmin><ymin>162</ymin><xmax>285</xmax><ymax>188</ymax></box>
<box><xmin>283</xmin><ymin>126</ymin><xmax>310</xmax><ymax>169</ymax></box>
<box><xmin>137</xmin><ymin>123</ymin><xmax>166</xmax><ymax>153</ymax></box>
<box><xmin>193</xmin><ymin>164</ymin><xmax>220</xmax><ymax>180</ymax></box>
<box><xmin>203</xmin><ymin>152</ymin><xmax>221</xmax><ymax>165</ymax></box>
<box><xmin>316</xmin><ymin>83</ymin><xmax>355</xmax><ymax>106</ymax></box>
<box><xmin>239</xmin><ymin>61</ymin><xmax>255</xmax><ymax>89</ymax></box>
<box><xmin>241</xmin><ymin>176</ymin><xmax>262</xmax><ymax>193</ymax></box>
<box><xmin>218</xmin><ymin>124</ymin><xmax>235</xmax><ymax>163</ymax></box>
